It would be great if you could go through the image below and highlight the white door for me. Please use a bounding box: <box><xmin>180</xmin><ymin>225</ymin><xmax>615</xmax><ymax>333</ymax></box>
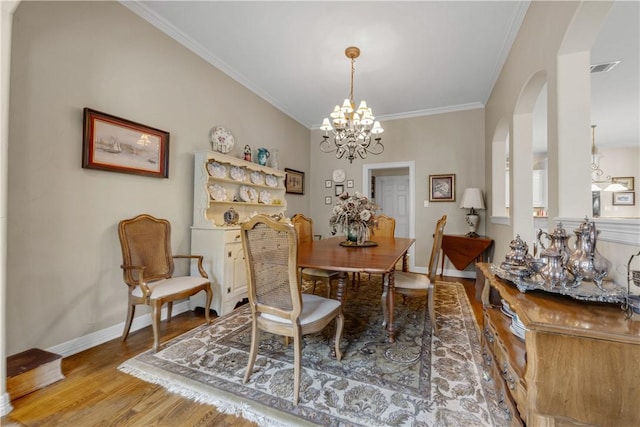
<box><xmin>377</xmin><ymin>175</ymin><xmax>410</xmax><ymax>237</ymax></box>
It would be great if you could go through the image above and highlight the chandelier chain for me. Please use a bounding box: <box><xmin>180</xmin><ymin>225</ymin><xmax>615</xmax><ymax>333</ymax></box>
<box><xmin>349</xmin><ymin>57</ymin><xmax>355</xmax><ymax>106</ymax></box>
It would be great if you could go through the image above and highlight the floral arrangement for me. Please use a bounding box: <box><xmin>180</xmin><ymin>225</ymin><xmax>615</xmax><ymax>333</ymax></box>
<box><xmin>329</xmin><ymin>191</ymin><xmax>379</xmax><ymax>243</ymax></box>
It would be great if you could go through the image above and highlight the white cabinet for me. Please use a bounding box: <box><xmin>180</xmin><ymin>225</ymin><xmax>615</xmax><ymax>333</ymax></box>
<box><xmin>190</xmin><ymin>228</ymin><xmax>248</xmax><ymax>316</ymax></box>
<box><xmin>532</xmin><ymin>169</ymin><xmax>547</xmax><ymax>208</ymax></box>
<box><xmin>189</xmin><ymin>150</ymin><xmax>288</xmax><ymax>315</ymax></box>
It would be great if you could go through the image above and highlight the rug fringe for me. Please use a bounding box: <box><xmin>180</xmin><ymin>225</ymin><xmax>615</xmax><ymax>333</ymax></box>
<box><xmin>118</xmin><ymin>360</ymin><xmax>297</xmax><ymax>427</ymax></box>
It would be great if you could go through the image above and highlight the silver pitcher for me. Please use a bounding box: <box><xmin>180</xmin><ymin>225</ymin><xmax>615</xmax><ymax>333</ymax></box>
<box><xmin>567</xmin><ymin>217</ymin><xmax>611</xmax><ymax>289</ymax></box>
<box><xmin>539</xmin><ymin>247</ymin><xmax>571</xmax><ymax>289</ymax></box>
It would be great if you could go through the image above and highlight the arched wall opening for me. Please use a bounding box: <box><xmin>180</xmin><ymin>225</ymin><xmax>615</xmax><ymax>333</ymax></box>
<box><xmin>490</xmin><ymin>118</ymin><xmax>509</xmax><ymax>221</ymax></box>
<box><xmin>512</xmin><ymin>70</ymin><xmax>547</xmax><ymax>244</ymax></box>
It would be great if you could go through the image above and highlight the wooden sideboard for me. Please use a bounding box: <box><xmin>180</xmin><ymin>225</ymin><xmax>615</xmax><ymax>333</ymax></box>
<box><xmin>477</xmin><ymin>263</ymin><xmax>640</xmax><ymax>427</ymax></box>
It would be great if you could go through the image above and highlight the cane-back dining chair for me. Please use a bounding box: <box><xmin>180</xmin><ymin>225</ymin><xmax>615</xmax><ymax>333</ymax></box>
<box><xmin>382</xmin><ymin>215</ymin><xmax>447</xmax><ymax>335</ymax></box>
<box><xmin>291</xmin><ymin>213</ymin><xmax>341</xmax><ymax>297</ymax></box>
<box><xmin>118</xmin><ymin>213</ymin><xmax>213</xmax><ymax>352</ymax></box>
<box><xmin>241</xmin><ymin>215</ymin><xmax>344</xmax><ymax>405</ymax></box>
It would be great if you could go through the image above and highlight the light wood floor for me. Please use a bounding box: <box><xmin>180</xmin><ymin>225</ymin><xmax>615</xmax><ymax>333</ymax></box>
<box><xmin>2</xmin><ymin>276</ymin><xmax>481</xmax><ymax>427</ymax></box>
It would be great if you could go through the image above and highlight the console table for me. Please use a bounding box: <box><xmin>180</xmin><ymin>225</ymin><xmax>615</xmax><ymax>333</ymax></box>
<box><xmin>440</xmin><ymin>234</ymin><xmax>492</xmax><ymax>273</ymax></box>
<box><xmin>477</xmin><ymin>263</ymin><xmax>640</xmax><ymax>426</ymax></box>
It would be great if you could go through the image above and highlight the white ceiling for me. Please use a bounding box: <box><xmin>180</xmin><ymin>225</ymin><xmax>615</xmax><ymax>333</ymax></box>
<box><xmin>124</xmin><ymin>1</ymin><xmax>638</xmax><ymax>149</ymax></box>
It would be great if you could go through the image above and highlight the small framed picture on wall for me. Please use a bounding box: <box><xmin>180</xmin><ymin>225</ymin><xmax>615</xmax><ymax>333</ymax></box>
<box><xmin>347</xmin><ymin>179</ymin><xmax>354</xmax><ymax>188</ymax></box>
<box><xmin>325</xmin><ymin>179</ymin><xmax>332</xmax><ymax>188</ymax></box>
<box><xmin>325</xmin><ymin>196</ymin><xmax>332</xmax><ymax>205</ymax></box>
<box><xmin>429</xmin><ymin>174</ymin><xmax>456</xmax><ymax>202</ymax></box>
<box><xmin>612</xmin><ymin>191</ymin><xmax>635</xmax><ymax>206</ymax></box>
<box><xmin>335</xmin><ymin>184</ymin><xmax>344</xmax><ymax>196</ymax></box>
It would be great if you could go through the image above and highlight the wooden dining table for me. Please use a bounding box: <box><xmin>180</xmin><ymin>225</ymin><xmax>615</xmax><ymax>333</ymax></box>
<box><xmin>297</xmin><ymin>236</ymin><xmax>416</xmax><ymax>343</ymax></box>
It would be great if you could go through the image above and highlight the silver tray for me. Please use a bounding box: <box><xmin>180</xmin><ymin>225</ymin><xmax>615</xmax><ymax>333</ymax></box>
<box><xmin>490</xmin><ymin>263</ymin><xmax>627</xmax><ymax>304</ymax></box>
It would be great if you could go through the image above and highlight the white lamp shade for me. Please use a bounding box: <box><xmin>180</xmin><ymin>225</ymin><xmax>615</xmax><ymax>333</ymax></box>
<box><xmin>330</xmin><ymin>105</ymin><xmax>341</xmax><ymax>119</ymax></box>
<box><xmin>371</xmin><ymin>121</ymin><xmax>384</xmax><ymax>134</ymax></box>
<box><xmin>341</xmin><ymin>98</ymin><xmax>353</xmax><ymax>113</ymax></box>
<box><xmin>320</xmin><ymin>118</ymin><xmax>333</xmax><ymax>131</ymax></box>
<box><xmin>603</xmin><ymin>182</ymin><xmax>628</xmax><ymax>192</ymax></box>
<box><xmin>460</xmin><ymin>188</ymin><xmax>485</xmax><ymax>210</ymax></box>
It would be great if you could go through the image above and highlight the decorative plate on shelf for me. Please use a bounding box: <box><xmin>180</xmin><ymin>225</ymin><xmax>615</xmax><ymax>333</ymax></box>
<box><xmin>259</xmin><ymin>190</ymin><xmax>271</xmax><ymax>204</ymax></box>
<box><xmin>250</xmin><ymin>171</ymin><xmax>264</xmax><ymax>185</ymax></box>
<box><xmin>207</xmin><ymin>184</ymin><xmax>227</xmax><ymax>201</ymax></box>
<box><xmin>230</xmin><ymin>166</ymin><xmax>246</xmax><ymax>181</ymax></box>
<box><xmin>206</xmin><ymin>161</ymin><xmax>226</xmax><ymax>178</ymax></box>
<box><xmin>239</xmin><ymin>185</ymin><xmax>258</xmax><ymax>203</ymax></box>
<box><xmin>265</xmin><ymin>174</ymin><xmax>278</xmax><ymax>187</ymax></box>
<box><xmin>210</xmin><ymin>126</ymin><xmax>235</xmax><ymax>154</ymax></box>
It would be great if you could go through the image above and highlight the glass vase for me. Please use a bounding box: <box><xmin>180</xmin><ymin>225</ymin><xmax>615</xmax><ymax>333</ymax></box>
<box><xmin>346</xmin><ymin>224</ymin><xmax>358</xmax><ymax>243</ymax></box>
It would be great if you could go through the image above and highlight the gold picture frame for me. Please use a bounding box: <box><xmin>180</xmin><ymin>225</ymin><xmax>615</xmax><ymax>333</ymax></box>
<box><xmin>285</xmin><ymin>168</ymin><xmax>304</xmax><ymax>194</ymax></box>
<box><xmin>82</xmin><ymin>108</ymin><xmax>169</xmax><ymax>178</ymax></box>
<box><xmin>612</xmin><ymin>176</ymin><xmax>635</xmax><ymax>191</ymax></box>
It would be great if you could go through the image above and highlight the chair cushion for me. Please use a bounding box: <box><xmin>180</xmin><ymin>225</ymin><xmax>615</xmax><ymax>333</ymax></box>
<box><xmin>132</xmin><ymin>276</ymin><xmax>209</xmax><ymax>299</ymax></box>
<box><xmin>261</xmin><ymin>294</ymin><xmax>341</xmax><ymax>325</ymax></box>
<box><xmin>301</xmin><ymin>268</ymin><xmax>340</xmax><ymax>278</ymax></box>
<box><xmin>393</xmin><ymin>271</ymin><xmax>432</xmax><ymax>290</ymax></box>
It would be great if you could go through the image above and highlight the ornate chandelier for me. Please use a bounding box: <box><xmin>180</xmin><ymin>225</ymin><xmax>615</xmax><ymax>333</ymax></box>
<box><xmin>590</xmin><ymin>124</ymin><xmax>627</xmax><ymax>192</ymax></box>
<box><xmin>320</xmin><ymin>47</ymin><xmax>384</xmax><ymax>163</ymax></box>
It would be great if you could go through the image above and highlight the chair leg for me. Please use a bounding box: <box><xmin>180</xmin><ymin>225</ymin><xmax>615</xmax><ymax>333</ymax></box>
<box><xmin>334</xmin><ymin>312</ymin><xmax>344</xmax><ymax>361</ymax></box>
<box><xmin>293</xmin><ymin>327</ymin><xmax>303</xmax><ymax>405</ymax></box>
<box><xmin>428</xmin><ymin>284</ymin><xmax>437</xmax><ymax>336</ymax></box>
<box><xmin>151</xmin><ymin>300</ymin><xmax>162</xmax><ymax>352</ymax></box>
<box><xmin>166</xmin><ymin>301</ymin><xmax>173</xmax><ymax>320</ymax></box>
<box><xmin>122</xmin><ymin>304</ymin><xmax>136</xmax><ymax>341</ymax></box>
<box><xmin>244</xmin><ymin>318</ymin><xmax>260</xmax><ymax>384</ymax></box>
<box><xmin>204</xmin><ymin>287</ymin><xmax>213</xmax><ymax>324</ymax></box>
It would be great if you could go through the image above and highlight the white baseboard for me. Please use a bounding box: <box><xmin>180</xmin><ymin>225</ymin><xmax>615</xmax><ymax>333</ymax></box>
<box><xmin>0</xmin><ymin>392</ymin><xmax>13</xmax><ymax>417</ymax></box>
<box><xmin>441</xmin><ymin>268</ymin><xmax>477</xmax><ymax>279</ymax></box>
<box><xmin>46</xmin><ymin>301</ymin><xmax>192</xmax><ymax>358</ymax></box>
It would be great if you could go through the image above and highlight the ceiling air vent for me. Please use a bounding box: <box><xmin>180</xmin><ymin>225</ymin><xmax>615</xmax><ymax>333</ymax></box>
<box><xmin>590</xmin><ymin>61</ymin><xmax>620</xmax><ymax>73</ymax></box>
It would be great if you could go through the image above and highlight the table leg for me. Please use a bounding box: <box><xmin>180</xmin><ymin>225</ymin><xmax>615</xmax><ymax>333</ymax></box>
<box><xmin>328</xmin><ymin>271</ymin><xmax>350</xmax><ymax>358</ymax></box>
<box><xmin>385</xmin><ymin>271</ymin><xmax>396</xmax><ymax>343</ymax></box>
<box><xmin>336</xmin><ymin>271</ymin><xmax>348</xmax><ymax>304</ymax></box>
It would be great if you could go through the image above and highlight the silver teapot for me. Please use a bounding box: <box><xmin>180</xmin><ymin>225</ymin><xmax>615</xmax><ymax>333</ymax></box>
<box><xmin>537</xmin><ymin>222</ymin><xmax>572</xmax><ymax>266</ymax></box>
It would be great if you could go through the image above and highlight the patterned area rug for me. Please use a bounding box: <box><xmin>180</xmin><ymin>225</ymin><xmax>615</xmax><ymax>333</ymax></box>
<box><xmin>119</xmin><ymin>280</ymin><xmax>506</xmax><ymax>426</ymax></box>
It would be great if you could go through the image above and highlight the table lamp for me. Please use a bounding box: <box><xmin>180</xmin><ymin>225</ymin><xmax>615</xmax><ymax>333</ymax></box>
<box><xmin>460</xmin><ymin>188</ymin><xmax>485</xmax><ymax>237</ymax></box>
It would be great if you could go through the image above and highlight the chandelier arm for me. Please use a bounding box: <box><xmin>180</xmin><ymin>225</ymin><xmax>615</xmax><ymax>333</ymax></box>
<box><xmin>319</xmin><ymin>135</ymin><xmax>338</xmax><ymax>154</ymax></box>
<box><xmin>368</xmin><ymin>138</ymin><xmax>384</xmax><ymax>155</ymax></box>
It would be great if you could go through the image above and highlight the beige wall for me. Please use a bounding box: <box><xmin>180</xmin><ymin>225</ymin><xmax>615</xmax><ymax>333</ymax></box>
<box><xmin>310</xmin><ymin>108</ymin><xmax>486</xmax><ymax>271</ymax></box>
<box><xmin>6</xmin><ymin>1</ymin><xmax>310</xmax><ymax>355</ymax></box>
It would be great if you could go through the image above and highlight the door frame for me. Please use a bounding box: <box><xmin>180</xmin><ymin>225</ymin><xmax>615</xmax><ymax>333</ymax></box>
<box><xmin>362</xmin><ymin>161</ymin><xmax>416</xmax><ymax>271</ymax></box>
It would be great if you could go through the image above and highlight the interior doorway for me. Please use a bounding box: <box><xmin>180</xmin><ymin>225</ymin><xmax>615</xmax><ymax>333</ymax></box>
<box><xmin>376</xmin><ymin>175</ymin><xmax>410</xmax><ymax>238</ymax></box>
<box><xmin>362</xmin><ymin>161</ymin><xmax>415</xmax><ymax>271</ymax></box>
